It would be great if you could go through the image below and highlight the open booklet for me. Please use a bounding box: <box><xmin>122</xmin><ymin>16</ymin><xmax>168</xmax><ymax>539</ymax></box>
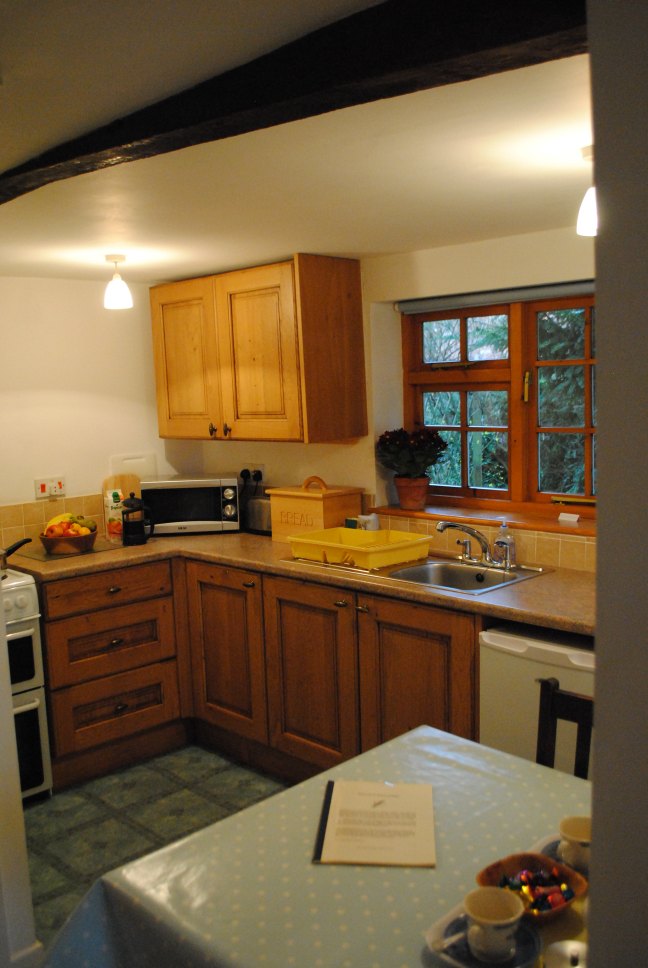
<box><xmin>313</xmin><ymin>779</ymin><xmax>436</xmax><ymax>867</ymax></box>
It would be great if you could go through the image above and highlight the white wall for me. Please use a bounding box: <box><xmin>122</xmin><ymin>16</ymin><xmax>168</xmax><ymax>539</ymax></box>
<box><xmin>0</xmin><ymin>277</ymin><xmax>195</xmax><ymax>505</ymax></box>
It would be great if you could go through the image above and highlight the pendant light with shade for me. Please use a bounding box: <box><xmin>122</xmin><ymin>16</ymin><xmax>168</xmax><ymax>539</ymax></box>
<box><xmin>576</xmin><ymin>146</ymin><xmax>597</xmax><ymax>237</ymax></box>
<box><xmin>104</xmin><ymin>254</ymin><xmax>134</xmax><ymax>309</ymax></box>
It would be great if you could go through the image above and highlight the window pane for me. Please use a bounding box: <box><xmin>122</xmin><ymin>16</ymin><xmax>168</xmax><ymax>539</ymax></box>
<box><xmin>468</xmin><ymin>432</ymin><xmax>508</xmax><ymax>490</ymax></box>
<box><xmin>537</xmin><ymin>308</ymin><xmax>585</xmax><ymax>360</ymax></box>
<box><xmin>538</xmin><ymin>433</ymin><xmax>585</xmax><ymax>493</ymax></box>
<box><xmin>467</xmin><ymin>390</ymin><xmax>508</xmax><ymax>427</ymax></box>
<box><xmin>467</xmin><ymin>314</ymin><xmax>509</xmax><ymax>361</ymax></box>
<box><xmin>423</xmin><ymin>319</ymin><xmax>460</xmax><ymax>363</ymax></box>
<box><xmin>591</xmin><ymin>307</ymin><xmax>596</xmax><ymax>357</ymax></box>
<box><xmin>592</xmin><ymin>436</ymin><xmax>597</xmax><ymax>495</ymax></box>
<box><xmin>538</xmin><ymin>365</ymin><xmax>584</xmax><ymax>426</ymax></box>
<box><xmin>591</xmin><ymin>367</ymin><xmax>596</xmax><ymax>426</ymax></box>
<box><xmin>423</xmin><ymin>390</ymin><xmax>460</xmax><ymax>426</ymax></box>
<box><xmin>428</xmin><ymin>431</ymin><xmax>461</xmax><ymax>486</ymax></box>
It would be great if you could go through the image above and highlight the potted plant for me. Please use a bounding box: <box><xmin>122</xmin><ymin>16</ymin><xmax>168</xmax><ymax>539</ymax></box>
<box><xmin>376</xmin><ymin>427</ymin><xmax>447</xmax><ymax>510</ymax></box>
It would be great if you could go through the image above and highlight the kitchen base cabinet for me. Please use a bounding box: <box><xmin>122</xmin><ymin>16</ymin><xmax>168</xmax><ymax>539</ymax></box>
<box><xmin>186</xmin><ymin>561</ymin><xmax>268</xmax><ymax>743</ymax></box>
<box><xmin>41</xmin><ymin>561</ymin><xmax>183</xmax><ymax>786</ymax></box>
<box><xmin>357</xmin><ymin>595</ymin><xmax>476</xmax><ymax>750</ymax></box>
<box><xmin>263</xmin><ymin>576</ymin><xmax>359</xmax><ymax>770</ymax></box>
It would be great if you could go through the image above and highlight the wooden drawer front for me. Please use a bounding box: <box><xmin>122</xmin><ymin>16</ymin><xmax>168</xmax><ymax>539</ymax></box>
<box><xmin>46</xmin><ymin>598</ymin><xmax>176</xmax><ymax>688</ymax></box>
<box><xmin>50</xmin><ymin>661</ymin><xmax>180</xmax><ymax>755</ymax></box>
<box><xmin>43</xmin><ymin>561</ymin><xmax>173</xmax><ymax>619</ymax></box>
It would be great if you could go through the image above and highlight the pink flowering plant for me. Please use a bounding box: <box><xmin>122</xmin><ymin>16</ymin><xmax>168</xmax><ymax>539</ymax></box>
<box><xmin>376</xmin><ymin>427</ymin><xmax>447</xmax><ymax>478</ymax></box>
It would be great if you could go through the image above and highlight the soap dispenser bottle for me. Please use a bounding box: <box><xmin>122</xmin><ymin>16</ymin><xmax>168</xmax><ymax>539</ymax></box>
<box><xmin>493</xmin><ymin>519</ymin><xmax>516</xmax><ymax>567</ymax></box>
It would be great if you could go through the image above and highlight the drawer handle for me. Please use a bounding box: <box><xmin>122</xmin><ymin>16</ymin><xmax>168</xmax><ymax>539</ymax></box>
<box><xmin>356</xmin><ymin>604</ymin><xmax>370</xmax><ymax>614</ymax></box>
<box><xmin>334</xmin><ymin>600</ymin><xmax>348</xmax><ymax>608</ymax></box>
<box><xmin>106</xmin><ymin>637</ymin><xmax>124</xmax><ymax>649</ymax></box>
<box><xmin>108</xmin><ymin>586</ymin><xmax>122</xmax><ymax>595</ymax></box>
<box><xmin>243</xmin><ymin>580</ymin><xmax>255</xmax><ymax>588</ymax></box>
<box><xmin>113</xmin><ymin>702</ymin><xmax>129</xmax><ymax>715</ymax></box>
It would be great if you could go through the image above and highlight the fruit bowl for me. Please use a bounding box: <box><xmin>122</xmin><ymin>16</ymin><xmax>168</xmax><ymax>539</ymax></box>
<box><xmin>476</xmin><ymin>852</ymin><xmax>588</xmax><ymax>923</ymax></box>
<box><xmin>39</xmin><ymin>530</ymin><xmax>97</xmax><ymax>555</ymax></box>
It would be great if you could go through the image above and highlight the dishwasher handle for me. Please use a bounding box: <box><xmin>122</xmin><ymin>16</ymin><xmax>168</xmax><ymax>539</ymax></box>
<box><xmin>479</xmin><ymin>629</ymin><xmax>595</xmax><ymax>672</ymax></box>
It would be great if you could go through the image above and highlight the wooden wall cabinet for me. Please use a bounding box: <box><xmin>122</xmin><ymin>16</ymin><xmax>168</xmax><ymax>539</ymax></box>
<box><xmin>186</xmin><ymin>561</ymin><xmax>268</xmax><ymax>744</ymax></box>
<box><xmin>42</xmin><ymin>562</ymin><xmax>181</xmax><ymax>761</ymax></box>
<box><xmin>150</xmin><ymin>254</ymin><xmax>367</xmax><ymax>442</ymax></box>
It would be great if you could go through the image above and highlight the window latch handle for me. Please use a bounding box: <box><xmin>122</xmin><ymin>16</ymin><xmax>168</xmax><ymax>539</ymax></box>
<box><xmin>523</xmin><ymin>370</ymin><xmax>531</xmax><ymax>403</ymax></box>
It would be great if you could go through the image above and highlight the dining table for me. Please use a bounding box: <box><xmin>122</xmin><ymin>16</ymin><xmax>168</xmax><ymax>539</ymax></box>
<box><xmin>43</xmin><ymin>726</ymin><xmax>591</xmax><ymax>967</ymax></box>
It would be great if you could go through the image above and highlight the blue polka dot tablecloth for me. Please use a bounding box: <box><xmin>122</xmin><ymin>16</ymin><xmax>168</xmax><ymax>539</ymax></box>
<box><xmin>44</xmin><ymin>727</ymin><xmax>590</xmax><ymax>968</ymax></box>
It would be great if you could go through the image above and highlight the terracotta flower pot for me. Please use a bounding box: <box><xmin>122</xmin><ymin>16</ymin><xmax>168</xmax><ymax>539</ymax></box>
<box><xmin>394</xmin><ymin>476</ymin><xmax>430</xmax><ymax>511</ymax></box>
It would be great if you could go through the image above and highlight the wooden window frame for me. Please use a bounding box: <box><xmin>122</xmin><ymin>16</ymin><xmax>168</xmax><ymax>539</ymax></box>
<box><xmin>402</xmin><ymin>295</ymin><xmax>596</xmax><ymax>514</ymax></box>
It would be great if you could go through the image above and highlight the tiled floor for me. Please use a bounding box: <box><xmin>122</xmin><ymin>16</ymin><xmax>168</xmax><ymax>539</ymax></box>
<box><xmin>24</xmin><ymin>745</ymin><xmax>287</xmax><ymax>951</ymax></box>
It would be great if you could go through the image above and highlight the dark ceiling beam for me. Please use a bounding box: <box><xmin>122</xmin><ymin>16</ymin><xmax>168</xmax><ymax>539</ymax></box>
<box><xmin>0</xmin><ymin>0</ymin><xmax>587</xmax><ymax>204</ymax></box>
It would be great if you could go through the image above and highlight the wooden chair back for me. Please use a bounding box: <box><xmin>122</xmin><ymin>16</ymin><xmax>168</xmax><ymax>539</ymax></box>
<box><xmin>535</xmin><ymin>676</ymin><xmax>594</xmax><ymax>780</ymax></box>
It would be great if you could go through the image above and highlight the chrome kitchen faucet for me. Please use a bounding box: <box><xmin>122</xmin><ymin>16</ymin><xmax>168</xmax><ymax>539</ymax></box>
<box><xmin>435</xmin><ymin>521</ymin><xmax>494</xmax><ymax>565</ymax></box>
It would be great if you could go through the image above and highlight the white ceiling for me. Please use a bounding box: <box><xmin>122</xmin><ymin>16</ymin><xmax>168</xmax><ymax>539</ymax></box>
<box><xmin>0</xmin><ymin>1</ymin><xmax>592</xmax><ymax>285</ymax></box>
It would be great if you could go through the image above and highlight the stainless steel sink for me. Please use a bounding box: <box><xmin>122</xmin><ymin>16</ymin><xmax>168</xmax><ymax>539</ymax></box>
<box><xmin>285</xmin><ymin>553</ymin><xmax>548</xmax><ymax>595</ymax></box>
<box><xmin>384</xmin><ymin>559</ymin><xmax>546</xmax><ymax>595</ymax></box>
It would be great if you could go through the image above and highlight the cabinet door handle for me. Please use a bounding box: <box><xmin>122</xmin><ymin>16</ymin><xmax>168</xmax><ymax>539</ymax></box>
<box><xmin>208</xmin><ymin>422</ymin><xmax>218</xmax><ymax>437</ymax></box>
<box><xmin>356</xmin><ymin>604</ymin><xmax>370</xmax><ymax>614</ymax></box>
<box><xmin>334</xmin><ymin>600</ymin><xmax>348</xmax><ymax>608</ymax></box>
<box><xmin>243</xmin><ymin>580</ymin><xmax>256</xmax><ymax>588</ymax></box>
<box><xmin>108</xmin><ymin>586</ymin><xmax>122</xmax><ymax>595</ymax></box>
<box><xmin>223</xmin><ymin>422</ymin><xmax>232</xmax><ymax>436</ymax></box>
<box><xmin>113</xmin><ymin>702</ymin><xmax>129</xmax><ymax>715</ymax></box>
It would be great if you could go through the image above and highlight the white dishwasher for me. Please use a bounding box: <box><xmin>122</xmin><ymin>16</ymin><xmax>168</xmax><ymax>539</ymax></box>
<box><xmin>479</xmin><ymin>624</ymin><xmax>595</xmax><ymax>776</ymax></box>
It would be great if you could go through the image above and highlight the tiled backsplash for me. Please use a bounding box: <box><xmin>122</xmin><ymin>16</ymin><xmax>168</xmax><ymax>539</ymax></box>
<box><xmin>1</xmin><ymin>494</ymin><xmax>106</xmax><ymax>549</ymax></box>
<box><xmin>377</xmin><ymin>512</ymin><xmax>596</xmax><ymax>572</ymax></box>
<box><xmin>1</xmin><ymin>496</ymin><xmax>595</xmax><ymax>573</ymax></box>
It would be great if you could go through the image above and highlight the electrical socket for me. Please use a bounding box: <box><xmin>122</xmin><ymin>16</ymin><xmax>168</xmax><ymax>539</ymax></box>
<box><xmin>240</xmin><ymin>463</ymin><xmax>265</xmax><ymax>482</ymax></box>
<box><xmin>34</xmin><ymin>476</ymin><xmax>66</xmax><ymax>499</ymax></box>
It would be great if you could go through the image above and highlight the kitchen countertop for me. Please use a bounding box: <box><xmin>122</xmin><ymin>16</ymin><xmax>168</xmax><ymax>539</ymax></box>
<box><xmin>11</xmin><ymin>532</ymin><xmax>595</xmax><ymax>636</ymax></box>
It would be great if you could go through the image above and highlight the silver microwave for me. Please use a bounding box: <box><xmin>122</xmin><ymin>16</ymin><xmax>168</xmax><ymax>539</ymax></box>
<box><xmin>139</xmin><ymin>475</ymin><xmax>240</xmax><ymax>534</ymax></box>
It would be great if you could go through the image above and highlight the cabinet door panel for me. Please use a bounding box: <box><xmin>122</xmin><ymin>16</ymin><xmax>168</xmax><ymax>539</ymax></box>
<box><xmin>150</xmin><ymin>277</ymin><xmax>221</xmax><ymax>438</ymax></box>
<box><xmin>264</xmin><ymin>576</ymin><xmax>359</xmax><ymax>768</ymax></box>
<box><xmin>215</xmin><ymin>262</ymin><xmax>302</xmax><ymax>440</ymax></box>
<box><xmin>358</xmin><ymin>595</ymin><xmax>476</xmax><ymax>750</ymax></box>
<box><xmin>187</xmin><ymin>562</ymin><xmax>267</xmax><ymax>742</ymax></box>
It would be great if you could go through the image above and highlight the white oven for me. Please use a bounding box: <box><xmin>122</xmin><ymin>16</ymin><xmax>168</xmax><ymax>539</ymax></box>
<box><xmin>2</xmin><ymin>567</ymin><xmax>52</xmax><ymax>798</ymax></box>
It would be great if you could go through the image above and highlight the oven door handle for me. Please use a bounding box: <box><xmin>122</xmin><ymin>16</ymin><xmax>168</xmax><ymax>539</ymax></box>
<box><xmin>6</xmin><ymin>624</ymin><xmax>38</xmax><ymax>639</ymax></box>
<box><xmin>13</xmin><ymin>695</ymin><xmax>41</xmax><ymax>715</ymax></box>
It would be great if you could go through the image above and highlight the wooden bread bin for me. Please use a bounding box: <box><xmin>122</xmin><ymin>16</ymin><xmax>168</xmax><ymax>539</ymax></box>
<box><xmin>266</xmin><ymin>476</ymin><xmax>363</xmax><ymax>542</ymax></box>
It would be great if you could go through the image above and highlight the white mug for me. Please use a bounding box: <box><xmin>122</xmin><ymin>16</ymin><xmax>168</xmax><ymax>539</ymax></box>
<box><xmin>558</xmin><ymin>815</ymin><xmax>591</xmax><ymax>872</ymax></box>
<box><xmin>464</xmin><ymin>886</ymin><xmax>524</xmax><ymax>963</ymax></box>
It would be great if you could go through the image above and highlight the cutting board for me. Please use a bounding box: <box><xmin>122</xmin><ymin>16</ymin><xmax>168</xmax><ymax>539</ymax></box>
<box><xmin>102</xmin><ymin>474</ymin><xmax>141</xmax><ymax>499</ymax></box>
